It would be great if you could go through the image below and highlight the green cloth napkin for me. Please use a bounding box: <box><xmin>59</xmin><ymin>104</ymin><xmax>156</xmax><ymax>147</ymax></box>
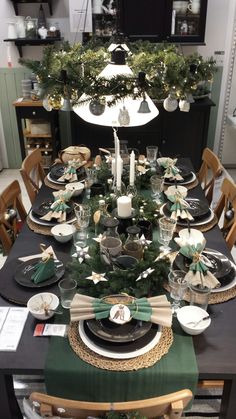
<box><xmin>45</xmin><ymin>313</ymin><xmax>198</xmax><ymax>403</ymax></box>
<box><xmin>31</xmin><ymin>257</ymin><xmax>55</xmax><ymax>284</ymax></box>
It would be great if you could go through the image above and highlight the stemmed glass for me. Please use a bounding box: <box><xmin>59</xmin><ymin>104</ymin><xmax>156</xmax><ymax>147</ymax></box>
<box><xmin>146</xmin><ymin>145</ymin><xmax>158</xmax><ymax>170</ymax></box>
<box><xmin>73</xmin><ymin>204</ymin><xmax>91</xmax><ymax>248</ymax></box>
<box><xmin>150</xmin><ymin>174</ymin><xmax>164</xmax><ymax>204</ymax></box>
<box><xmin>158</xmin><ymin>216</ymin><xmax>176</xmax><ymax>252</ymax></box>
<box><xmin>168</xmin><ymin>270</ymin><xmax>188</xmax><ymax>316</ymax></box>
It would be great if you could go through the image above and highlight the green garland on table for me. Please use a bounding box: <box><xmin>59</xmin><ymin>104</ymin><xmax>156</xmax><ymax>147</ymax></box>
<box><xmin>67</xmin><ymin>241</ymin><xmax>170</xmax><ymax>299</ymax></box>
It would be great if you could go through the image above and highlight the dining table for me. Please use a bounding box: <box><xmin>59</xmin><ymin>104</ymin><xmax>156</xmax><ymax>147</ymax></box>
<box><xmin>0</xmin><ymin>159</ymin><xmax>236</xmax><ymax>419</ymax></box>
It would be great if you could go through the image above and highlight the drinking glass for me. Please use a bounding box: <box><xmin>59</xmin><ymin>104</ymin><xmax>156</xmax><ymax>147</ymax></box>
<box><xmin>189</xmin><ymin>283</ymin><xmax>211</xmax><ymax>311</ymax></box>
<box><xmin>58</xmin><ymin>278</ymin><xmax>77</xmax><ymax>309</ymax></box>
<box><xmin>168</xmin><ymin>270</ymin><xmax>188</xmax><ymax>316</ymax></box>
<box><xmin>150</xmin><ymin>174</ymin><xmax>164</xmax><ymax>204</ymax></box>
<box><xmin>146</xmin><ymin>145</ymin><xmax>158</xmax><ymax>169</ymax></box>
<box><xmin>73</xmin><ymin>204</ymin><xmax>91</xmax><ymax>248</ymax></box>
<box><xmin>158</xmin><ymin>216</ymin><xmax>176</xmax><ymax>252</ymax></box>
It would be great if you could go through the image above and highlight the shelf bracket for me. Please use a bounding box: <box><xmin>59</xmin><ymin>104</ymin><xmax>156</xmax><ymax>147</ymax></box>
<box><xmin>16</xmin><ymin>44</ymin><xmax>23</xmax><ymax>58</ymax></box>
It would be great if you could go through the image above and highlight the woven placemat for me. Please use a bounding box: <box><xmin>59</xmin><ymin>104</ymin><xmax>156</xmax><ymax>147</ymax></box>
<box><xmin>176</xmin><ymin>214</ymin><xmax>218</xmax><ymax>234</ymax></box>
<box><xmin>164</xmin><ymin>282</ymin><xmax>236</xmax><ymax>305</ymax></box>
<box><xmin>44</xmin><ymin>176</ymin><xmax>66</xmax><ymax>190</ymax></box>
<box><xmin>27</xmin><ymin>216</ymin><xmax>52</xmax><ymax>236</ymax></box>
<box><xmin>68</xmin><ymin>322</ymin><xmax>173</xmax><ymax>371</ymax></box>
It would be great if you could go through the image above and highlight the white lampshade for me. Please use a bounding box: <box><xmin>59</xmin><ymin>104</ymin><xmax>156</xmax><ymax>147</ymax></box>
<box><xmin>73</xmin><ymin>45</ymin><xmax>159</xmax><ymax>127</ymax></box>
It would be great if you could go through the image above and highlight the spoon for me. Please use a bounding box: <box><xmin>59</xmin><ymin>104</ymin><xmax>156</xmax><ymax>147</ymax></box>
<box><xmin>186</xmin><ymin>315</ymin><xmax>210</xmax><ymax>327</ymax></box>
<box><xmin>44</xmin><ymin>308</ymin><xmax>63</xmax><ymax>316</ymax></box>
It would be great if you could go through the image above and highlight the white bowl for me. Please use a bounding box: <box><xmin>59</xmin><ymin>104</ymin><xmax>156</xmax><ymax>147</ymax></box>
<box><xmin>164</xmin><ymin>185</ymin><xmax>188</xmax><ymax>199</ymax></box>
<box><xmin>65</xmin><ymin>182</ymin><xmax>84</xmax><ymax>197</ymax></box>
<box><xmin>175</xmin><ymin>228</ymin><xmax>206</xmax><ymax>247</ymax></box>
<box><xmin>27</xmin><ymin>292</ymin><xmax>59</xmax><ymax>320</ymax></box>
<box><xmin>51</xmin><ymin>223</ymin><xmax>75</xmax><ymax>243</ymax></box>
<box><xmin>177</xmin><ymin>305</ymin><xmax>211</xmax><ymax>335</ymax></box>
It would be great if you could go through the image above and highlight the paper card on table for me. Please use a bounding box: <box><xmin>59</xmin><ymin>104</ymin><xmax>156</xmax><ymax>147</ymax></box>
<box><xmin>0</xmin><ymin>307</ymin><xmax>28</xmax><ymax>351</ymax></box>
<box><xmin>0</xmin><ymin>307</ymin><xmax>10</xmax><ymax>332</ymax></box>
<box><xmin>19</xmin><ymin>246</ymin><xmax>57</xmax><ymax>262</ymax></box>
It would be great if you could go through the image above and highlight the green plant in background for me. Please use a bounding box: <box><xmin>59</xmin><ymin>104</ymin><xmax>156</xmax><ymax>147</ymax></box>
<box><xmin>19</xmin><ymin>40</ymin><xmax>217</xmax><ymax>109</ymax></box>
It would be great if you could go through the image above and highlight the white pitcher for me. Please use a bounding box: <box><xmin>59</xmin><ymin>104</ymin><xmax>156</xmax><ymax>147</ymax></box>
<box><xmin>7</xmin><ymin>21</ymin><xmax>17</xmax><ymax>39</ymax></box>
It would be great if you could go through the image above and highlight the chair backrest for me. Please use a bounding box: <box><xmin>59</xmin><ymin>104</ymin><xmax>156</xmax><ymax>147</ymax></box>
<box><xmin>20</xmin><ymin>148</ymin><xmax>45</xmax><ymax>205</ymax></box>
<box><xmin>214</xmin><ymin>177</ymin><xmax>236</xmax><ymax>251</ymax></box>
<box><xmin>29</xmin><ymin>389</ymin><xmax>192</xmax><ymax>419</ymax></box>
<box><xmin>0</xmin><ymin>180</ymin><xmax>27</xmax><ymax>254</ymax></box>
<box><xmin>197</xmin><ymin>147</ymin><xmax>223</xmax><ymax>205</ymax></box>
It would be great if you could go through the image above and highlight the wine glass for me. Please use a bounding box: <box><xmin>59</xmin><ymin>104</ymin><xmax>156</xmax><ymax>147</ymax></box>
<box><xmin>146</xmin><ymin>145</ymin><xmax>158</xmax><ymax>170</ymax></box>
<box><xmin>168</xmin><ymin>270</ymin><xmax>188</xmax><ymax>316</ymax></box>
<box><xmin>150</xmin><ymin>174</ymin><xmax>164</xmax><ymax>204</ymax></box>
<box><xmin>73</xmin><ymin>204</ymin><xmax>91</xmax><ymax>248</ymax></box>
<box><xmin>158</xmin><ymin>216</ymin><xmax>176</xmax><ymax>252</ymax></box>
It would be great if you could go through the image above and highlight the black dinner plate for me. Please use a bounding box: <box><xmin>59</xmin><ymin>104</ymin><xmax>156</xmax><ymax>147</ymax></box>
<box><xmin>164</xmin><ymin>198</ymin><xmax>210</xmax><ymax>221</ymax></box>
<box><xmin>86</xmin><ymin>318</ymin><xmax>152</xmax><ymax>343</ymax></box>
<box><xmin>174</xmin><ymin>248</ymin><xmax>235</xmax><ymax>287</ymax></box>
<box><xmin>32</xmin><ymin>200</ymin><xmax>73</xmax><ymax>219</ymax></box>
<box><xmin>176</xmin><ymin>163</ymin><xmax>192</xmax><ymax>180</ymax></box>
<box><xmin>50</xmin><ymin>163</ymin><xmax>86</xmax><ymax>183</ymax></box>
<box><xmin>14</xmin><ymin>259</ymin><xmax>65</xmax><ymax>288</ymax></box>
<box><xmin>82</xmin><ymin>321</ymin><xmax>160</xmax><ymax>353</ymax></box>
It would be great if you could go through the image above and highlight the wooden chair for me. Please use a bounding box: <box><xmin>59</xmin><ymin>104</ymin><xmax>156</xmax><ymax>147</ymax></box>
<box><xmin>214</xmin><ymin>177</ymin><xmax>236</xmax><ymax>251</ymax></box>
<box><xmin>197</xmin><ymin>147</ymin><xmax>223</xmax><ymax>205</ymax></box>
<box><xmin>20</xmin><ymin>148</ymin><xmax>45</xmax><ymax>205</ymax></box>
<box><xmin>0</xmin><ymin>180</ymin><xmax>27</xmax><ymax>255</ymax></box>
<box><xmin>29</xmin><ymin>389</ymin><xmax>192</xmax><ymax>419</ymax></box>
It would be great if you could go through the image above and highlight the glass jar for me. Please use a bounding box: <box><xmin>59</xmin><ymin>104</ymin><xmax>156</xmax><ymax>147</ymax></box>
<box><xmin>25</xmin><ymin>17</ymin><xmax>38</xmax><ymax>39</ymax></box>
<box><xmin>100</xmin><ymin>218</ymin><xmax>122</xmax><ymax>265</ymax></box>
<box><xmin>123</xmin><ymin>225</ymin><xmax>143</xmax><ymax>260</ymax></box>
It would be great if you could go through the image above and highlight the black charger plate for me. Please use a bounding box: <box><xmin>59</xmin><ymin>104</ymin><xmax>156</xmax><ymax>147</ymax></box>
<box><xmin>174</xmin><ymin>248</ymin><xmax>235</xmax><ymax>287</ymax></box>
<box><xmin>164</xmin><ymin>198</ymin><xmax>210</xmax><ymax>221</ymax></box>
<box><xmin>82</xmin><ymin>321</ymin><xmax>160</xmax><ymax>353</ymax></box>
<box><xmin>14</xmin><ymin>258</ymin><xmax>65</xmax><ymax>288</ymax></box>
<box><xmin>32</xmin><ymin>200</ymin><xmax>73</xmax><ymax>219</ymax></box>
<box><xmin>50</xmin><ymin>163</ymin><xmax>86</xmax><ymax>182</ymax></box>
<box><xmin>86</xmin><ymin>318</ymin><xmax>152</xmax><ymax>343</ymax></box>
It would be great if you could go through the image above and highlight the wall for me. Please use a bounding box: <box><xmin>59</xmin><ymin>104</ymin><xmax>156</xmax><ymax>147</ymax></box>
<box><xmin>0</xmin><ymin>0</ymin><xmax>233</xmax><ymax>167</ymax></box>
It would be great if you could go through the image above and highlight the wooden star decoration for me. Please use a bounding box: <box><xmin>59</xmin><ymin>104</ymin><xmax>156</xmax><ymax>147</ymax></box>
<box><xmin>136</xmin><ymin>268</ymin><xmax>155</xmax><ymax>281</ymax></box>
<box><xmin>139</xmin><ymin>234</ymin><xmax>152</xmax><ymax>247</ymax></box>
<box><xmin>72</xmin><ymin>246</ymin><xmax>91</xmax><ymax>263</ymax></box>
<box><xmin>93</xmin><ymin>234</ymin><xmax>103</xmax><ymax>243</ymax></box>
<box><xmin>86</xmin><ymin>272</ymin><xmax>108</xmax><ymax>284</ymax></box>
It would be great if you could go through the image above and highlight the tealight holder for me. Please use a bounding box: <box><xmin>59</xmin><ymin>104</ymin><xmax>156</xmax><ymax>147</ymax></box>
<box><xmin>112</xmin><ymin>208</ymin><xmax>137</xmax><ymax>235</ymax></box>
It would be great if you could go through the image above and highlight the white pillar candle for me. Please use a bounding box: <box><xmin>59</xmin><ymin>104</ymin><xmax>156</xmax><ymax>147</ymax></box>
<box><xmin>116</xmin><ymin>155</ymin><xmax>123</xmax><ymax>189</ymax></box>
<box><xmin>129</xmin><ymin>150</ymin><xmax>135</xmax><ymax>185</ymax></box>
<box><xmin>117</xmin><ymin>196</ymin><xmax>132</xmax><ymax>218</ymax></box>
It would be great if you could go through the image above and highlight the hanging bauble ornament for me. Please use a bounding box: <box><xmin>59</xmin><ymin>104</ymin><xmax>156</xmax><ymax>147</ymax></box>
<box><xmin>48</xmin><ymin>94</ymin><xmax>63</xmax><ymax>110</ymax></box>
<box><xmin>163</xmin><ymin>94</ymin><xmax>178</xmax><ymax>112</ymax></box>
<box><xmin>89</xmin><ymin>98</ymin><xmax>105</xmax><ymax>116</ymax></box>
<box><xmin>179</xmin><ymin>99</ymin><xmax>190</xmax><ymax>112</ymax></box>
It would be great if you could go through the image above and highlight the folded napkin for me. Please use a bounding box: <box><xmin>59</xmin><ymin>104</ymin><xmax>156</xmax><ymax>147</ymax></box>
<box><xmin>31</xmin><ymin>248</ymin><xmax>55</xmax><ymax>284</ymax></box>
<box><xmin>19</xmin><ymin>246</ymin><xmax>57</xmax><ymax>262</ymax></box>
<box><xmin>167</xmin><ymin>194</ymin><xmax>193</xmax><ymax>221</ymax></box>
<box><xmin>157</xmin><ymin>157</ymin><xmax>183</xmax><ymax>181</ymax></box>
<box><xmin>40</xmin><ymin>192</ymin><xmax>71</xmax><ymax>223</ymax></box>
<box><xmin>58</xmin><ymin>159</ymin><xmax>85</xmax><ymax>182</ymax></box>
<box><xmin>70</xmin><ymin>294</ymin><xmax>172</xmax><ymax>327</ymax></box>
<box><xmin>179</xmin><ymin>243</ymin><xmax>220</xmax><ymax>289</ymax></box>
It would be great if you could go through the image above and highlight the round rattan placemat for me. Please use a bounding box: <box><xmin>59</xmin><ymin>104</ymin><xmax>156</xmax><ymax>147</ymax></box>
<box><xmin>175</xmin><ymin>214</ymin><xmax>218</xmax><ymax>233</ymax></box>
<box><xmin>68</xmin><ymin>322</ymin><xmax>173</xmax><ymax>371</ymax></box>
<box><xmin>44</xmin><ymin>176</ymin><xmax>66</xmax><ymax>190</ymax></box>
<box><xmin>27</xmin><ymin>217</ymin><xmax>52</xmax><ymax>236</ymax></box>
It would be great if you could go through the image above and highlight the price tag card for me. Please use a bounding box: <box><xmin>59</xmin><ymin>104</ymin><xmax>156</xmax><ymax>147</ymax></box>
<box><xmin>0</xmin><ymin>307</ymin><xmax>28</xmax><ymax>351</ymax></box>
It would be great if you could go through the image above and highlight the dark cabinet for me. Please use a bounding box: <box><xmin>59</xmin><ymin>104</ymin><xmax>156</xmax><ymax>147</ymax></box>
<box><xmin>70</xmin><ymin>98</ymin><xmax>214</xmax><ymax>171</ymax></box>
<box><xmin>89</xmin><ymin>0</ymin><xmax>208</xmax><ymax>45</ymax></box>
<box><xmin>10</xmin><ymin>0</ymin><xmax>53</xmax><ymax>16</ymax></box>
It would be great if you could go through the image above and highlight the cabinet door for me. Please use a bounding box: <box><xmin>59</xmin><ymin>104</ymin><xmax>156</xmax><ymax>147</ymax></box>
<box><xmin>119</xmin><ymin>0</ymin><xmax>166</xmax><ymax>42</ymax></box>
<box><xmin>165</xmin><ymin>0</ymin><xmax>208</xmax><ymax>44</ymax></box>
<box><xmin>159</xmin><ymin>104</ymin><xmax>210</xmax><ymax>170</ymax></box>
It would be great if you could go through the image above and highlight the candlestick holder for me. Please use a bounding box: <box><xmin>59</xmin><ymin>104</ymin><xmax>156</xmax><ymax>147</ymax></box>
<box><xmin>127</xmin><ymin>184</ymin><xmax>137</xmax><ymax>198</ymax></box>
<box><xmin>112</xmin><ymin>208</ymin><xmax>137</xmax><ymax>235</ymax></box>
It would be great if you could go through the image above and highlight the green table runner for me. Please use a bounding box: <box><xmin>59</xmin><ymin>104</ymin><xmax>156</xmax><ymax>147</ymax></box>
<box><xmin>45</xmin><ymin>313</ymin><xmax>198</xmax><ymax>402</ymax></box>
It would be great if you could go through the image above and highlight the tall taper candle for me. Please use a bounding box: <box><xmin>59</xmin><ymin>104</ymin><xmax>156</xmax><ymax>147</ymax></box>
<box><xmin>129</xmin><ymin>150</ymin><xmax>135</xmax><ymax>185</ymax></box>
<box><xmin>116</xmin><ymin>155</ymin><xmax>123</xmax><ymax>189</ymax></box>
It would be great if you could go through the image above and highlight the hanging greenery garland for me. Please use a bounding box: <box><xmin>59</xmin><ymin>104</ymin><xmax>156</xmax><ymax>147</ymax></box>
<box><xmin>19</xmin><ymin>41</ymin><xmax>217</xmax><ymax>109</ymax></box>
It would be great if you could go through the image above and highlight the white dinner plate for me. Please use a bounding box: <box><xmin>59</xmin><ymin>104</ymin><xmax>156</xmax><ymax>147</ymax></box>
<box><xmin>78</xmin><ymin>321</ymin><xmax>162</xmax><ymax>359</ymax></box>
<box><xmin>164</xmin><ymin>172</ymin><xmax>196</xmax><ymax>186</ymax></box>
<box><xmin>29</xmin><ymin>210</ymin><xmax>76</xmax><ymax>227</ymax></box>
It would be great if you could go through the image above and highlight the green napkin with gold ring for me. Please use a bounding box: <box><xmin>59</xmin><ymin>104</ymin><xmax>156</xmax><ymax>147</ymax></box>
<box><xmin>31</xmin><ymin>249</ymin><xmax>56</xmax><ymax>284</ymax></box>
<box><xmin>179</xmin><ymin>243</ymin><xmax>220</xmax><ymax>289</ymax></box>
<box><xmin>157</xmin><ymin>157</ymin><xmax>183</xmax><ymax>181</ymax></box>
<box><xmin>167</xmin><ymin>194</ymin><xmax>193</xmax><ymax>221</ymax></box>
